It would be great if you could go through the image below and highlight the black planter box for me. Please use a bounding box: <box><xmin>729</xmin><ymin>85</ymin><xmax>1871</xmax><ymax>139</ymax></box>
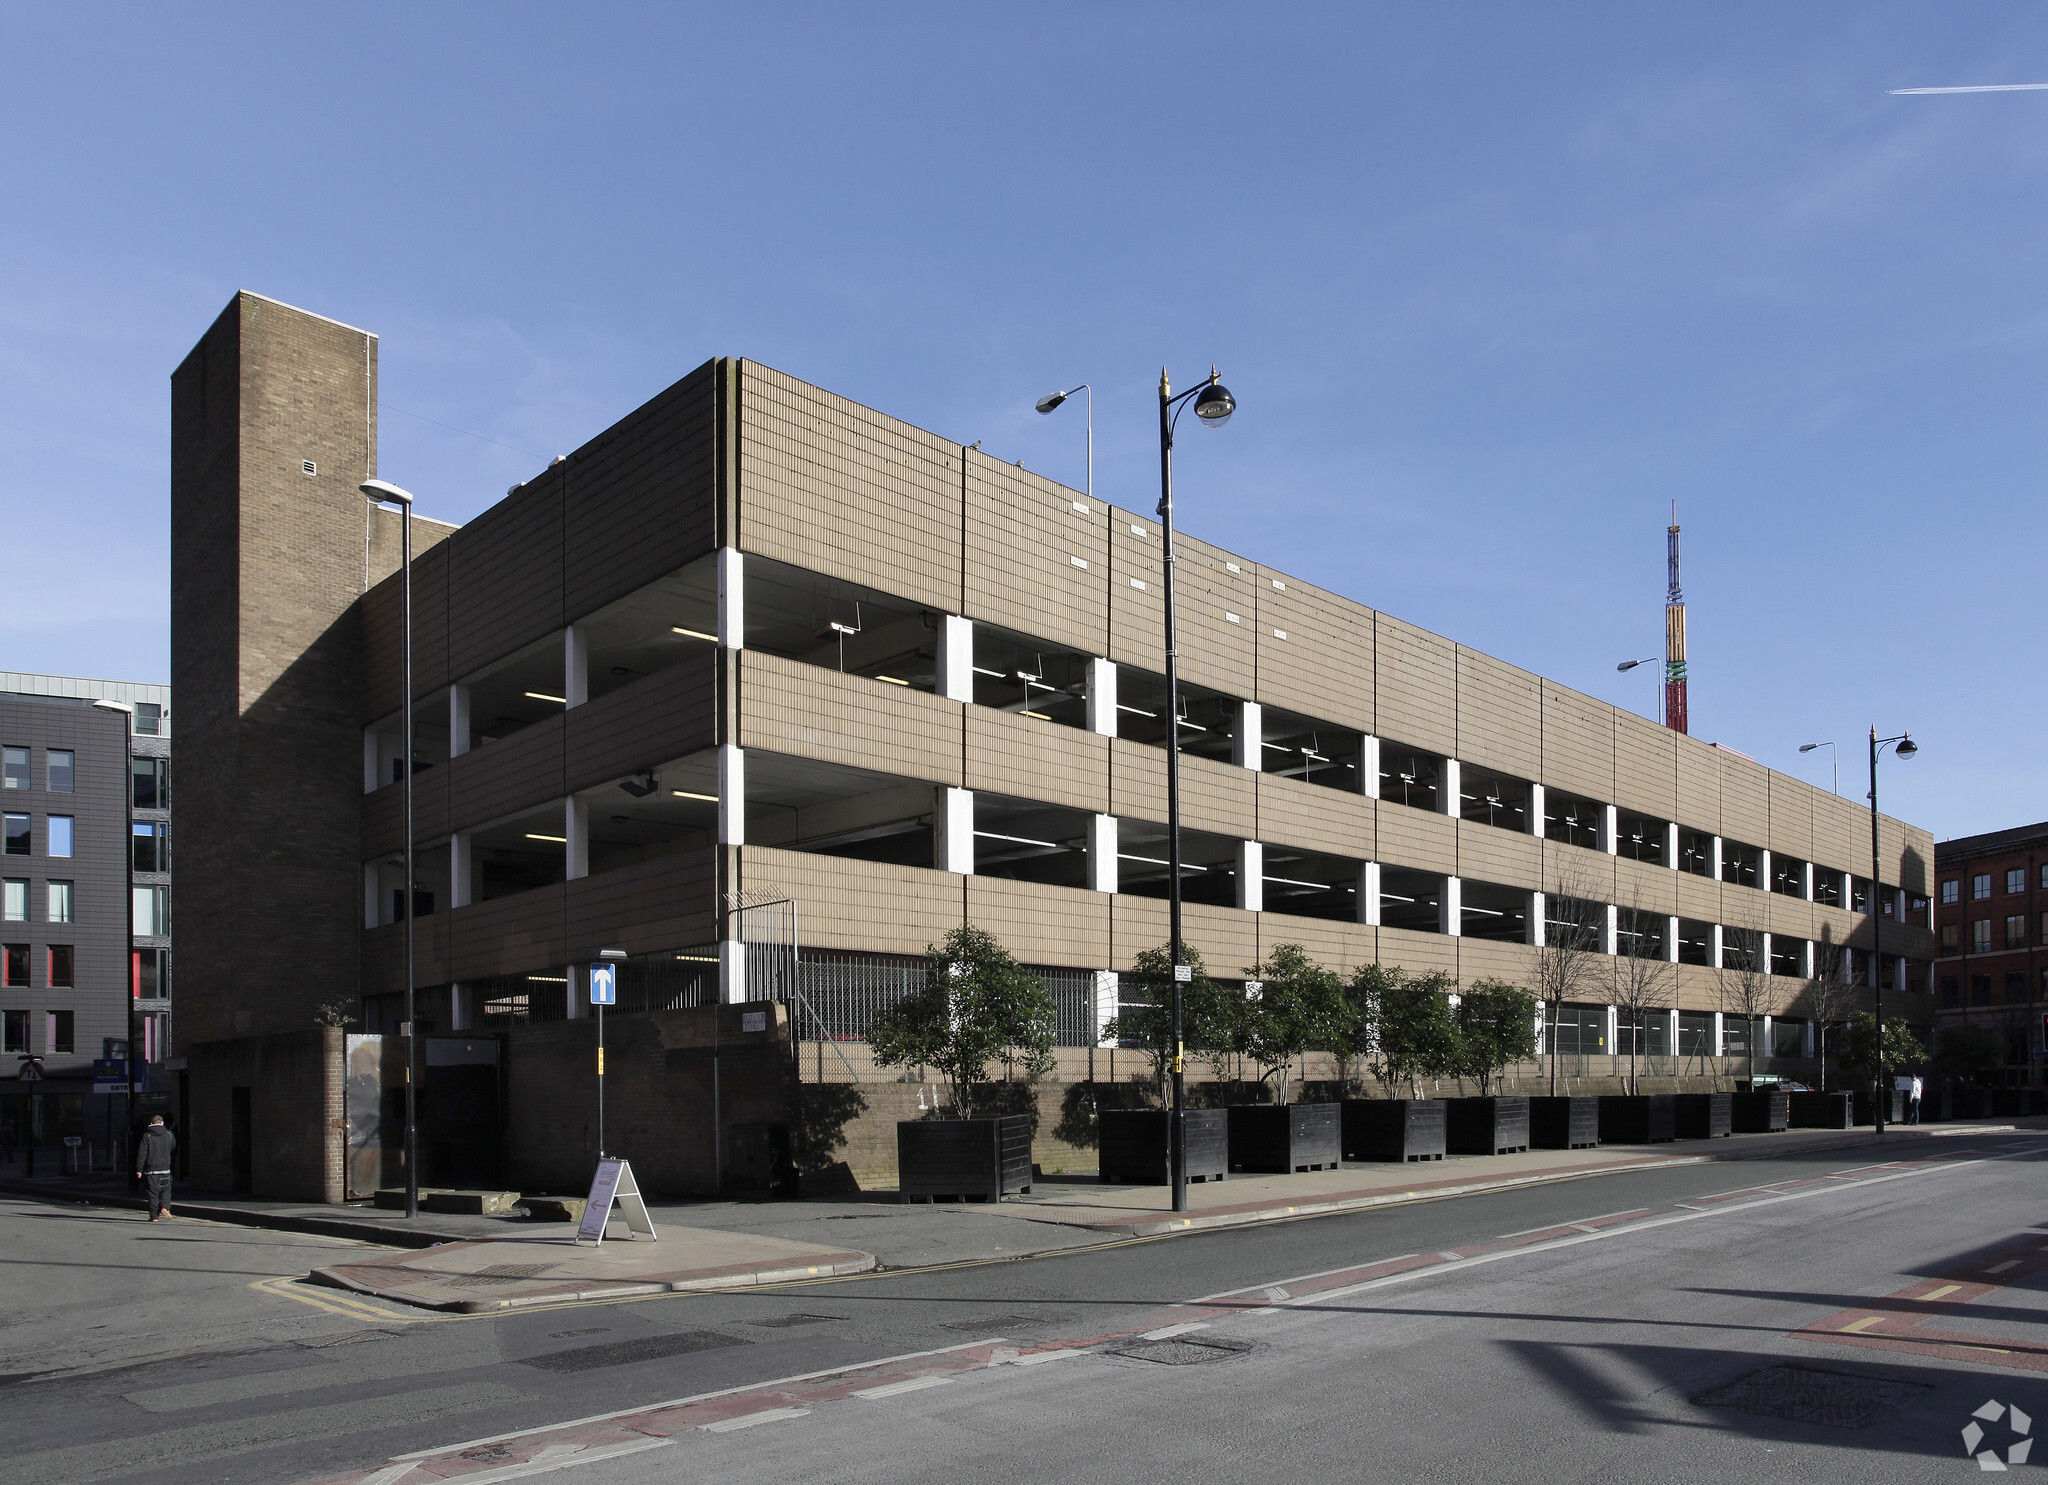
<box><xmin>1788</xmin><ymin>1091</ymin><xmax>1852</xmax><ymax>1129</ymax></box>
<box><xmin>1227</xmin><ymin>1103</ymin><xmax>1342</xmax><ymax>1173</ymax></box>
<box><xmin>1340</xmin><ymin>1100</ymin><xmax>1448</xmax><ymax>1162</ymax></box>
<box><xmin>1528</xmin><ymin>1096</ymin><xmax>1600</xmax><ymax>1149</ymax></box>
<box><xmin>1097</xmin><ymin>1108</ymin><xmax>1228</xmax><ymax>1185</ymax></box>
<box><xmin>1728</xmin><ymin>1089</ymin><xmax>1786</xmax><ymax>1133</ymax></box>
<box><xmin>1673</xmin><ymin>1092</ymin><xmax>1733</xmax><ymax>1140</ymax></box>
<box><xmin>897</xmin><ymin>1115</ymin><xmax>1033</xmax><ymax>1202</ymax></box>
<box><xmin>1598</xmin><ymin>1094</ymin><xmax>1676</xmax><ymax>1144</ymax></box>
<box><xmin>1445</xmin><ymin>1097</ymin><xmax>1529</xmax><ymax>1155</ymax></box>
<box><xmin>1851</xmin><ymin>1089</ymin><xmax>1907</xmax><ymax>1125</ymax></box>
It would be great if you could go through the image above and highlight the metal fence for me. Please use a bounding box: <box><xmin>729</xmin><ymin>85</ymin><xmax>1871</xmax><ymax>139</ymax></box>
<box><xmin>785</xmin><ymin>951</ymin><xmax>1099</xmax><ymax>1049</ymax></box>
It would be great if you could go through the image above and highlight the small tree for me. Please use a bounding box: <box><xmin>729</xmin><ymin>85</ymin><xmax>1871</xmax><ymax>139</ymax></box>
<box><xmin>1841</xmin><ymin>1011</ymin><xmax>1926</xmax><ymax>1103</ymax></box>
<box><xmin>1532</xmin><ymin>859</ymin><xmax>1605</xmax><ymax>1095</ymax></box>
<box><xmin>868</xmin><ymin>925</ymin><xmax>1055</xmax><ymax>1118</ymax></box>
<box><xmin>1453</xmin><ymin>980</ymin><xmax>1540</xmax><ymax>1096</ymax></box>
<box><xmin>1099</xmin><ymin>943</ymin><xmax>1234</xmax><ymax>1093</ymax></box>
<box><xmin>1803</xmin><ymin>934</ymin><xmax>1858</xmax><ymax>1091</ymax></box>
<box><xmin>1369</xmin><ymin>969</ymin><xmax>1462</xmax><ymax>1099</ymax></box>
<box><xmin>1717</xmin><ymin>915</ymin><xmax>1772</xmax><ymax>1086</ymax></box>
<box><xmin>1936</xmin><ymin>1022</ymin><xmax>2006</xmax><ymax>1085</ymax></box>
<box><xmin>1236</xmin><ymin>944</ymin><xmax>1345</xmax><ymax>1105</ymax></box>
<box><xmin>1606</xmin><ymin>899</ymin><xmax>1674</xmax><ymax>1095</ymax></box>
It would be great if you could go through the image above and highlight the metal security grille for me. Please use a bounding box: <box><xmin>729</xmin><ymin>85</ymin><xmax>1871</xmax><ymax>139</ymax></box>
<box><xmin>786</xmin><ymin>951</ymin><xmax>1100</xmax><ymax>1049</ymax></box>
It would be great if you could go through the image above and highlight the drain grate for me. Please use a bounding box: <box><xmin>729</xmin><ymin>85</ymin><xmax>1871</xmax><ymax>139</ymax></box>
<box><xmin>523</xmin><ymin>1329</ymin><xmax>747</xmax><ymax>1373</ymax></box>
<box><xmin>752</xmin><ymin>1313</ymin><xmax>847</xmax><ymax>1328</ymax></box>
<box><xmin>1694</xmin><ymin>1365</ymin><xmax>1932</xmax><ymax>1430</ymax></box>
<box><xmin>1108</xmin><ymin>1337</ymin><xmax>1254</xmax><ymax>1366</ymax></box>
<box><xmin>444</xmin><ymin>1262</ymin><xmax>559</xmax><ymax>1289</ymax></box>
<box><xmin>940</xmin><ymin>1314</ymin><xmax>1066</xmax><ymax>1332</ymax></box>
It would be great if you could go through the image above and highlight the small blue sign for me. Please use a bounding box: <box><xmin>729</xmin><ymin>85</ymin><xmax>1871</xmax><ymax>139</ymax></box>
<box><xmin>590</xmin><ymin>963</ymin><xmax>617</xmax><ymax>1006</ymax></box>
<box><xmin>92</xmin><ymin>1058</ymin><xmax>128</xmax><ymax>1094</ymax></box>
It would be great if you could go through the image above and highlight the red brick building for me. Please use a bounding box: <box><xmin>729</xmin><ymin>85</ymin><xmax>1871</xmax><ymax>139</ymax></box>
<box><xmin>1934</xmin><ymin>821</ymin><xmax>2048</xmax><ymax>1087</ymax></box>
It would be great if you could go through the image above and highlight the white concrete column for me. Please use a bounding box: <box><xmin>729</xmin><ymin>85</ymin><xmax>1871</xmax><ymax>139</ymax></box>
<box><xmin>1529</xmin><ymin>783</ymin><xmax>1546</xmax><ymax>838</ymax></box>
<box><xmin>363</xmin><ymin>863</ymin><xmax>381</xmax><ymax>930</ymax></box>
<box><xmin>1602</xmin><ymin>902</ymin><xmax>1618</xmax><ymax>955</ymax></box>
<box><xmin>1801</xmin><ymin>939</ymin><xmax>1815</xmax><ymax>979</ymax></box>
<box><xmin>1234</xmin><ymin>702</ymin><xmax>1263</xmax><ymax>771</ymax></box>
<box><xmin>565</xmin><ymin>795</ymin><xmax>590</xmax><ymax>880</ymax></box>
<box><xmin>1237</xmin><ymin>841</ymin><xmax>1264</xmax><ymax>912</ymax></box>
<box><xmin>1534</xmin><ymin>1011</ymin><xmax>1548</xmax><ymax>1057</ymax></box>
<box><xmin>450</xmin><ymin>832</ymin><xmax>473</xmax><ymax>909</ymax></box>
<box><xmin>1087</xmin><ymin>814</ymin><xmax>1118</xmax><ymax>893</ymax></box>
<box><xmin>936</xmin><ymin>614</ymin><xmax>974</xmax><ymax>702</ymax></box>
<box><xmin>449</xmin><ymin>984</ymin><xmax>473</xmax><ymax>1032</ymax></box>
<box><xmin>566</xmin><ymin>964</ymin><xmax>588</xmax><ymax>1020</ymax></box>
<box><xmin>1760</xmin><ymin>931</ymin><xmax>1773</xmax><ymax>976</ymax></box>
<box><xmin>1360</xmin><ymin>861</ymin><xmax>1381</xmax><ymax>926</ymax></box>
<box><xmin>1802</xmin><ymin>861</ymin><xmax>1815</xmax><ymax>901</ymax></box>
<box><xmin>719</xmin><ymin>939</ymin><xmax>748</xmax><ymax>1005</ymax></box>
<box><xmin>1665</xmin><ymin>820</ymin><xmax>1679</xmax><ymax>869</ymax></box>
<box><xmin>1667</xmin><ymin>1006</ymin><xmax>1681</xmax><ymax>1056</ymax></box>
<box><xmin>1443</xmin><ymin>875</ymin><xmax>1462</xmax><ymax>936</ymax></box>
<box><xmin>1443</xmin><ymin>759</ymin><xmax>1462</xmax><ymax>819</ymax></box>
<box><xmin>362</xmin><ymin>725</ymin><xmax>382</xmax><ymax>794</ymax></box>
<box><xmin>1709</xmin><ymin>923</ymin><xmax>1725</xmax><ymax>969</ymax></box>
<box><xmin>719</xmin><ymin>745</ymin><xmax>745</xmax><ymax>846</ymax></box>
<box><xmin>1529</xmin><ymin>891</ymin><xmax>1548</xmax><ymax>946</ymax></box>
<box><xmin>1712</xmin><ymin>1010</ymin><xmax>1726</xmax><ymax>1058</ymax></box>
<box><xmin>1761</xmin><ymin>1014</ymin><xmax>1773</xmax><ymax>1059</ymax></box>
<box><xmin>1603</xmin><ymin>804</ymin><xmax>1619</xmax><ymax>855</ymax></box>
<box><xmin>1094</xmin><ymin>970</ymin><xmax>1120</xmax><ymax>1048</ymax></box>
<box><xmin>1759</xmin><ymin>848</ymin><xmax>1773</xmax><ymax>896</ymax></box>
<box><xmin>1802</xmin><ymin>1020</ymin><xmax>1816</xmax><ymax>1057</ymax></box>
<box><xmin>1360</xmin><ymin>736</ymin><xmax>1381</xmax><ymax>799</ymax></box>
<box><xmin>449</xmin><ymin>684</ymin><xmax>471</xmax><ymax>758</ymax></box>
<box><xmin>938</xmin><ymin>787</ymin><xmax>975</xmax><ymax>874</ymax></box>
<box><xmin>1711</xmin><ymin>836</ymin><xmax>1724</xmax><ymax>880</ymax></box>
<box><xmin>716</xmin><ymin>546</ymin><xmax>745</xmax><ymax>649</ymax></box>
<box><xmin>1086</xmin><ymin>658</ymin><xmax>1118</xmax><ymax>737</ymax></box>
<box><xmin>564</xmin><ymin>623</ymin><xmax>589</xmax><ymax>708</ymax></box>
<box><xmin>1666</xmin><ymin>914</ymin><xmax>1681</xmax><ymax>963</ymax></box>
<box><xmin>1604</xmin><ymin>1004</ymin><xmax>1619</xmax><ymax>1057</ymax></box>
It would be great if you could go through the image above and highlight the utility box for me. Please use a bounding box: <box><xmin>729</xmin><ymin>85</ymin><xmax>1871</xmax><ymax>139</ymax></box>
<box><xmin>725</xmin><ymin>1122</ymin><xmax>795</xmax><ymax>1198</ymax></box>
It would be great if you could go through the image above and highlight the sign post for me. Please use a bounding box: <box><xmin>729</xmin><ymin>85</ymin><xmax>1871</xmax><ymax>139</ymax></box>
<box><xmin>590</xmin><ymin>953</ymin><xmax>622</xmax><ymax>1160</ymax></box>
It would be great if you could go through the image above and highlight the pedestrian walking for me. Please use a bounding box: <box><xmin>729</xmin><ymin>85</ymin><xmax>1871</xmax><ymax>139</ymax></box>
<box><xmin>134</xmin><ymin>1114</ymin><xmax>175</xmax><ymax>1221</ymax></box>
<box><xmin>1909</xmin><ymin>1074</ymin><xmax>1924</xmax><ymax>1125</ymax></box>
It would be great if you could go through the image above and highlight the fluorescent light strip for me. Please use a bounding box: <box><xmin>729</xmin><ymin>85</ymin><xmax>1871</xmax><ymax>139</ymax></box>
<box><xmin>974</xmin><ymin>830</ymin><xmax>1062</xmax><ymax>850</ymax></box>
<box><xmin>672</xmin><ymin>790</ymin><xmax>717</xmax><ymax>801</ymax></box>
<box><xmin>525</xmin><ymin>691</ymin><xmax>567</xmax><ymax>703</ymax></box>
<box><xmin>525</xmin><ymin>833</ymin><xmax>567</xmax><ymax>842</ymax></box>
<box><xmin>670</xmin><ymin>626</ymin><xmax>717</xmax><ymax>641</ymax></box>
<box><xmin>1117</xmin><ymin>854</ymin><xmax>1210</xmax><ymax>872</ymax></box>
<box><xmin>875</xmin><ymin>675</ymin><xmax>910</xmax><ymax>686</ymax></box>
<box><xmin>1262</xmin><ymin>876</ymin><xmax>1333</xmax><ymax>891</ymax></box>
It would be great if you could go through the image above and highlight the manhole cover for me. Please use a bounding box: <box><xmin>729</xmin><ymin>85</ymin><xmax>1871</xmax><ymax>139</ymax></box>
<box><xmin>1108</xmin><ymin>1337</ymin><xmax>1254</xmax><ymax>1366</ymax></box>
<box><xmin>522</xmin><ymin>1329</ymin><xmax>747</xmax><ymax>1373</ymax></box>
<box><xmin>752</xmin><ymin>1313</ymin><xmax>847</xmax><ymax>1328</ymax></box>
<box><xmin>1695</xmin><ymin>1365</ymin><xmax>1932</xmax><ymax>1430</ymax></box>
<box><xmin>444</xmin><ymin>1262</ymin><xmax>559</xmax><ymax>1288</ymax></box>
<box><xmin>941</xmin><ymin>1313</ymin><xmax>1066</xmax><ymax>1331</ymax></box>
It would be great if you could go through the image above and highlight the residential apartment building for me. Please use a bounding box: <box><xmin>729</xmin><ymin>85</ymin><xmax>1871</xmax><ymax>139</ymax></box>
<box><xmin>0</xmin><ymin>672</ymin><xmax>170</xmax><ymax>1149</ymax></box>
<box><xmin>171</xmin><ymin>294</ymin><xmax>1936</xmax><ymax>1197</ymax></box>
<box><xmin>1934</xmin><ymin>821</ymin><xmax>2048</xmax><ymax>1085</ymax></box>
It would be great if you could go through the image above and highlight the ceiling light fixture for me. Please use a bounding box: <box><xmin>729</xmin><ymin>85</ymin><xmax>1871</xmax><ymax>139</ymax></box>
<box><xmin>671</xmin><ymin>626</ymin><xmax>716</xmax><ymax>641</ymax></box>
<box><xmin>672</xmin><ymin>789</ymin><xmax>717</xmax><ymax>801</ymax></box>
<box><xmin>525</xmin><ymin>832</ymin><xmax>568</xmax><ymax>842</ymax></box>
<box><xmin>525</xmin><ymin>691</ymin><xmax>567</xmax><ymax>703</ymax></box>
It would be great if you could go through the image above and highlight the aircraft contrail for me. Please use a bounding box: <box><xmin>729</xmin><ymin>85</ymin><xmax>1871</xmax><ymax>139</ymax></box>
<box><xmin>1890</xmin><ymin>83</ymin><xmax>2048</xmax><ymax>94</ymax></box>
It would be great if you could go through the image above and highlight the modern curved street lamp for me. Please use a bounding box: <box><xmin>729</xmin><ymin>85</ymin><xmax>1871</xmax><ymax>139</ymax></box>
<box><xmin>1799</xmin><ymin>740</ymin><xmax>1839</xmax><ymax>797</ymax></box>
<box><xmin>1035</xmin><ymin>384</ymin><xmax>1092</xmax><ymax>501</ymax></box>
<box><xmin>1158</xmin><ymin>367</ymin><xmax>1236</xmax><ymax>1214</ymax></box>
<box><xmin>1866</xmin><ymin>727</ymin><xmax>1918</xmax><ymax>1135</ymax></box>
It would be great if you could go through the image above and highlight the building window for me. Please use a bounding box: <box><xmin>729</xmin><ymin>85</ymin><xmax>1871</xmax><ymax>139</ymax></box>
<box><xmin>46</xmin><ymin>945</ymin><xmax>72</xmax><ymax>988</ymax></box>
<box><xmin>1940</xmin><ymin>924</ymin><xmax>1959</xmax><ymax>954</ymax></box>
<box><xmin>134</xmin><ymin>702</ymin><xmax>162</xmax><ymax>736</ymax></box>
<box><xmin>46</xmin><ymin>750</ymin><xmax>73</xmax><ymax>793</ymax></box>
<box><xmin>1678</xmin><ymin>829</ymin><xmax>1715</xmax><ymax>878</ymax></box>
<box><xmin>2041</xmin><ymin>863</ymin><xmax>2048</xmax><ymax>892</ymax></box>
<box><xmin>132</xmin><ymin>822</ymin><xmax>167</xmax><ymax>874</ymax></box>
<box><xmin>1</xmin><ymin>944</ymin><xmax>25</xmax><ymax>987</ymax></box>
<box><xmin>1721</xmin><ymin>840</ymin><xmax>1763</xmax><ymax>889</ymax></box>
<box><xmin>3</xmin><ymin>814</ymin><xmax>26</xmax><ymax>856</ymax></box>
<box><xmin>1</xmin><ymin>879</ymin><xmax>22</xmax><ymax>922</ymax></box>
<box><xmin>132</xmin><ymin>757</ymin><xmax>167</xmax><ymax>810</ymax></box>
<box><xmin>1</xmin><ymin>1009</ymin><xmax>24</xmax><ymax>1053</ymax></box>
<box><xmin>1972</xmin><ymin>973</ymin><xmax>1993</xmax><ymax>1005</ymax></box>
<box><xmin>1</xmin><ymin>747</ymin><xmax>26</xmax><ymax>790</ymax></box>
<box><xmin>46</xmin><ymin>1009</ymin><xmax>73</xmax><ymax>1054</ymax></box>
<box><xmin>2008</xmin><ymin>915</ymin><xmax>2028</xmax><ymax>949</ymax></box>
<box><xmin>133</xmin><ymin>885</ymin><xmax>167</xmax><ymax>938</ymax></box>
<box><xmin>46</xmin><ymin>881</ymin><xmax>71</xmax><ymax>924</ymax></box>
<box><xmin>2009</xmin><ymin>868</ymin><xmax>2028</xmax><ymax>895</ymax></box>
<box><xmin>46</xmin><ymin>816</ymin><xmax>73</xmax><ymax>858</ymax></box>
<box><xmin>1941</xmin><ymin>879</ymin><xmax>1960</xmax><ymax>905</ymax></box>
<box><xmin>135</xmin><ymin>948</ymin><xmax>168</xmax><ymax>999</ymax></box>
<box><xmin>1974</xmin><ymin>919</ymin><xmax>1993</xmax><ymax>953</ymax></box>
<box><xmin>1940</xmin><ymin>975</ymin><xmax>1960</xmax><ymax>1008</ymax></box>
<box><xmin>1974</xmin><ymin>874</ymin><xmax>1993</xmax><ymax>900</ymax></box>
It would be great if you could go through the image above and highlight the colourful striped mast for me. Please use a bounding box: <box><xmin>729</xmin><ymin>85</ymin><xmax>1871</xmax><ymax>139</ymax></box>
<box><xmin>1664</xmin><ymin>504</ymin><xmax>1688</xmax><ymax>734</ymax></box>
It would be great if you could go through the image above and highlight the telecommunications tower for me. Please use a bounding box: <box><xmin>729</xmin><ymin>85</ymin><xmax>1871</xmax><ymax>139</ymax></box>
<box><xmin>1664</xmin><ymin>507</ymin><xmax>1689</xmax><ymax>734</ymax></box>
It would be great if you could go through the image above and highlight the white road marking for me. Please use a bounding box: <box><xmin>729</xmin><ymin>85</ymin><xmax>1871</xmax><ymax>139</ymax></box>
<box><xmin>1011</xmin><ymin>1348</ymin><xmax>1088</xmax><ymax>1365</ymax></box>
<box><xmin>1141</xmin><ymin>1322</ymin><xmax>1208</xmax><ymax>1340</ymax></box>
<box><xmin>701</xmin><ymin>1408</ymin><xmax>810</xmax><ymax>1433</ymax></box>
<box><xmin>359</xmin><ymin>1465</ymin><xmax>418</xmax><ymax>1485</ymax></box>
<box><xmin>854</xmin><ymin>1376</ymin><xmax>954</xmax><ymax>1400</ymax></box>
<box><xmin>1987</xmin><ymin>1260</ymin><xmax>2019</xmax><ymax>1274</ymax></box>
<box><xmin>441</xmin><ymin>1439</ymin><xmax>672</xmax><ymax>1483</ymax></box>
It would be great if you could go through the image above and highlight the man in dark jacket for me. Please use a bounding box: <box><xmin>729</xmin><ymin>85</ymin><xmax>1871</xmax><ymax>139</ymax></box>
<box><xmin>134</xmin><ymin>1115</ymin><xmax>176</xmax><ymax>1221</ymax></box>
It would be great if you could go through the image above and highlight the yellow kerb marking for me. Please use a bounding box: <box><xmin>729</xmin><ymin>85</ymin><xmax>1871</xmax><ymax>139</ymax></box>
<box><xmin>1921</xmin><ymin>1284</ymin><xmax>1961</xmax><ymax>1302</ymax></box>
<box><xmin>1840</xmin><ymin>1317</ymin><xmax>1883</xmax><ymax>1333</ymax></box>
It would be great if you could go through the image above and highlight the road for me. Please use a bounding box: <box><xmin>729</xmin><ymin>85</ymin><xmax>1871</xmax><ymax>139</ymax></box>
<box><xmin>4</xmin><ymin>1135</ymin><xmax>2045</xmax><ymax>1483</ymax></box>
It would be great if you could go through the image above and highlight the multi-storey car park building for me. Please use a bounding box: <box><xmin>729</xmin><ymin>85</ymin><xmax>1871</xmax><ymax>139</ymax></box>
<box><xmin>1934</xmin><ymin>821</ymin><xmax>2048</xmax><ymax>1086</ymax></box>
<box><xmin>0</xmin><ymin>671</ymin><xmax>172</xmax><ymax>1163</ymax></box>
<box><xmin>170</xmin><ymin>294</ymin><xmax>1937</xmax><ymax>1200</ymax></box>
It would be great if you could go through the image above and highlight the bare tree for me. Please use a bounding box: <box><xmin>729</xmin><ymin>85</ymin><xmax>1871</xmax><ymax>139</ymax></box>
<box><xmin>1802</xmin><ymin>930</ymin><xmax>1858</xmax><ymax>1091</ymax></box>
<box><xmin>1605</xmin><ymin>894</ymin><xmax>1675</xmax><ymax>1095</ymax></box>
<box><xmin>1718</xmin><ymin>910</ymin><xmax>1773</xmax><ymax>1086</ymax></box>
<box><xmin>1530</xmin><ymin>857</ymin><xmax>1606</xmax><ymax>1096</ymax></box>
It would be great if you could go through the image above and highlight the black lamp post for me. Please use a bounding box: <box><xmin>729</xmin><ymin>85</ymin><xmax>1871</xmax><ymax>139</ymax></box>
<box><xmin>360</xmin><ymin>479</ymin><xmax>418</xmax><ymax>1220</ymax></box>
<box><xmin>1866</xmin><ymin>725</ymin><xmax>1917</xmax><ymax>1134</ymax></box>
<box><xmin>1157</xmin><ymin>366</ymin><xmax>1236</xmax><ymax>1214</ymax></box>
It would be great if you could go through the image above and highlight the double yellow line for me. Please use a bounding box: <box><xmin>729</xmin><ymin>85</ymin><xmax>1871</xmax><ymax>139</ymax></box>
<box><xmin>248</xmin><ymin>1275</ymin><xmax>449</xmax><ymax>1324</ymax></box>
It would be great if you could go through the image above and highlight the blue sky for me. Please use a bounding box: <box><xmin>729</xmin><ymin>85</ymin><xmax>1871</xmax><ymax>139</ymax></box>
<box><xmin>2</xmin><ymin>4</ymin><xmax>2042</xmax><ymax>839</ymax></box>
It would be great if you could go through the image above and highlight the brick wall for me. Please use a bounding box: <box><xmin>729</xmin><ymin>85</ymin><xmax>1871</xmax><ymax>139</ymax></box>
<box><xmin>182</xmin><ymin>1027</ymin><xmax>344</xmax><ymax>1201</ymax></box>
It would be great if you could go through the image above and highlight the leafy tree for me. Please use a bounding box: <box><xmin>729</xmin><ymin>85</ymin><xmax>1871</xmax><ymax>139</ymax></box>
<box><xmin>1935</xmin><ymin>1022</ymin><xmax>2007</xmax><ymax>1084</ymax></box>
<box><xmin>1839</xmin><ymin>1011</ymin><xmax>1927</xmax><ymax>1100</ymax></box>
<box><xmin>868</xmin><ymin>925</ymin><xmax>1055</xmax><ymax>1118</ymax></box>
<box><xmin>1235</xmin><ymin>944</ymin><xmax>1345</xmax><ymax>1105</ymax></box>
<box><xmin>1363</xmin><ymin>968</ymin><xmax>1462</xmax><ymax>1098</ymax></box>
<box><xmin>1330</xmin><ymin>962</ymin><xmax>1401</xmax><ymax>1090</ymax></box>
<box><xmin>1099</xmin><ymin>943</ymin><xmax>1235</xmax><ymax>1091</ymax></box>
<box><xmin>1454</xmin><ymin>980</ymin><xmax>1540</xmax><ymax>1096</ymax></box>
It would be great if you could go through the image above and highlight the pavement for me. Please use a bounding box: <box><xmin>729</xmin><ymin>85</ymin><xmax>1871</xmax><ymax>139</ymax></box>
<box><xmin>3</xmin><ymin>1117</ymin><xmax>2040</xmax><ymax>1314</ymax></box>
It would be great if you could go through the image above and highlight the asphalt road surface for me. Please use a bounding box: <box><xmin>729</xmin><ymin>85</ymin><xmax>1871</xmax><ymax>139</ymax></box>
<box><xmin>6</xmin><ymin>1135</ymin><xmax>2046</xmax><ymax>1484</ymax></box>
